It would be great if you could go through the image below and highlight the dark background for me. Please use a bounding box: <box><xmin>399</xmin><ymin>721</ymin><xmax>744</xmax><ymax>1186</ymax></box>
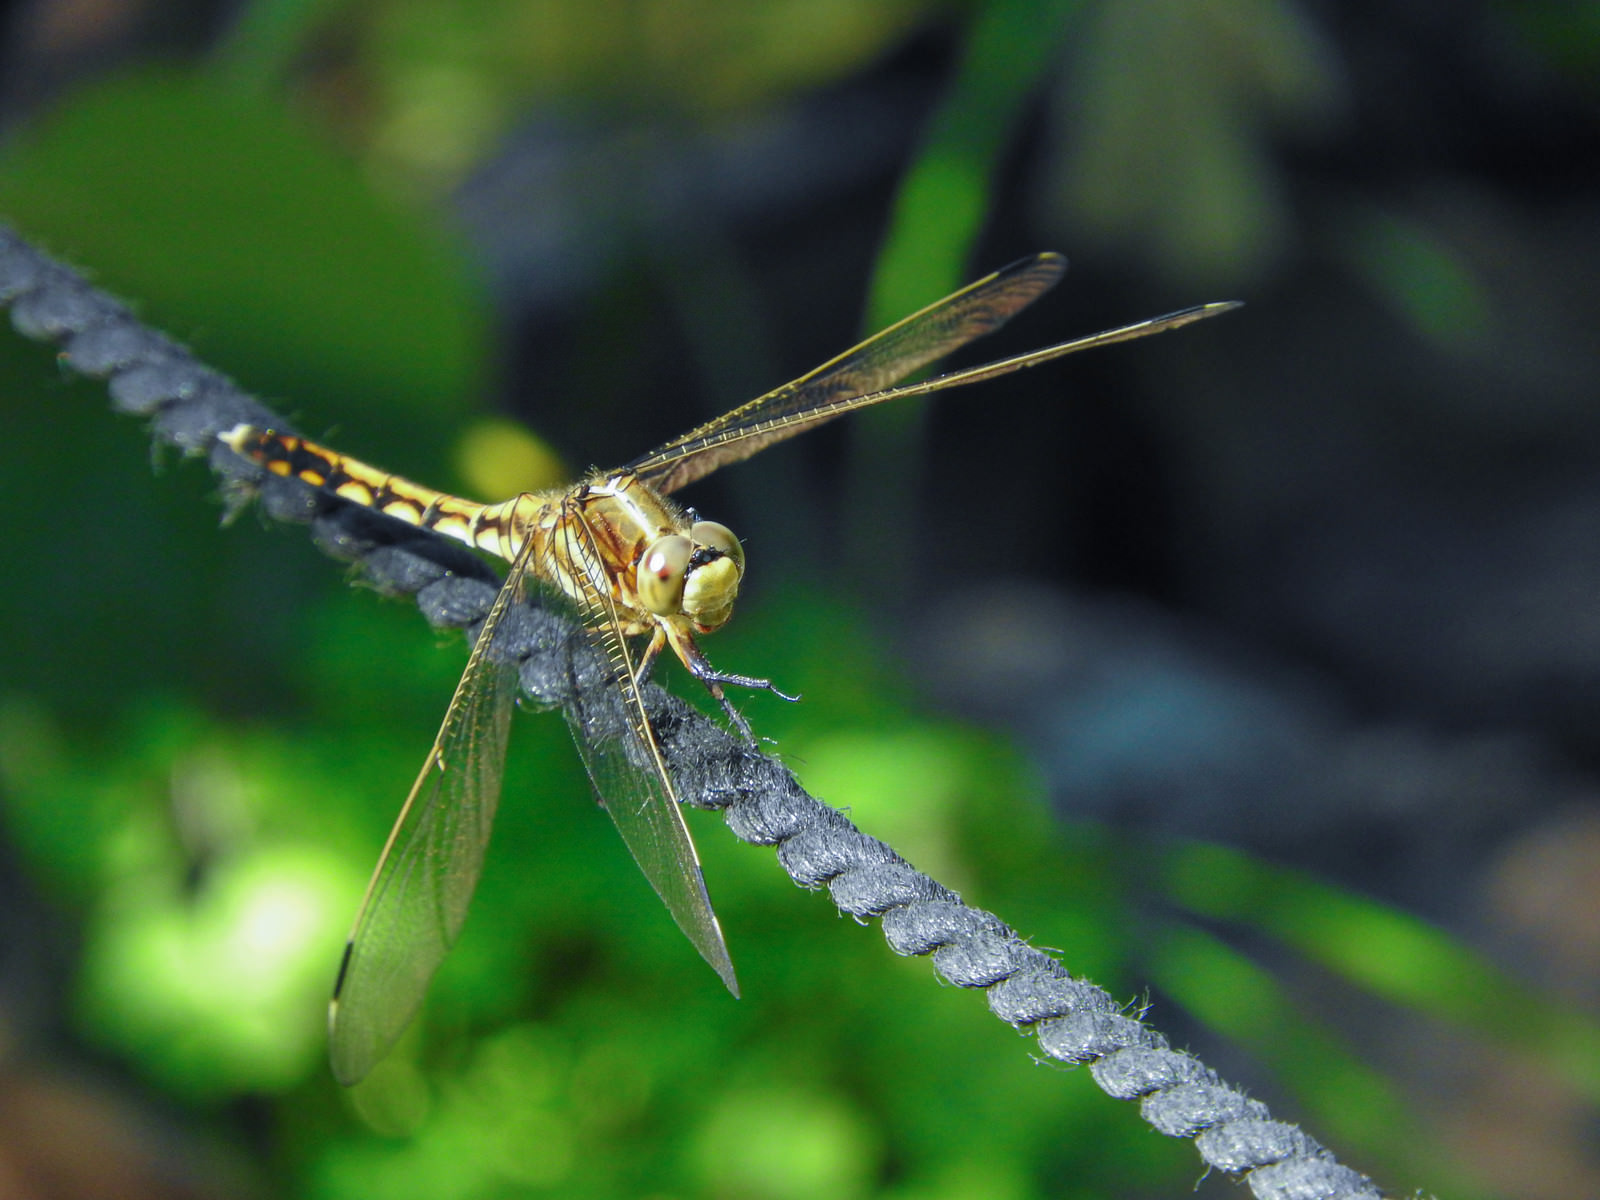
<box><xmin>0</xmin><ymin>2</ymin><xmax>1596</xmax><ymax>1197</ymax></box>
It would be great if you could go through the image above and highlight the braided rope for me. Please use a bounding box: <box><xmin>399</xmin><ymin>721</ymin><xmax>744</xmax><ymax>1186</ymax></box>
<box><xmin>0</xmin><ymin>222</ymin><xmax>1383</xmax><ymax>1199</ymax></box>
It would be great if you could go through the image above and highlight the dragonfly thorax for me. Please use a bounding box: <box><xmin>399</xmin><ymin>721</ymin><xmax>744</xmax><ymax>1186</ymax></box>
<box><xmin>565</xmin><ymin>475</ymin><xmax>746</xmax><ymax>640</ymax></box>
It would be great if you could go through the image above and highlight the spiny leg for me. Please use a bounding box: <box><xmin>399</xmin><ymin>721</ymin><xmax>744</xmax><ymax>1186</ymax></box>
<box><xmin>671</xmin><ymin>638</ymin><xmax>799</xmax><ymax>744</ymax></box>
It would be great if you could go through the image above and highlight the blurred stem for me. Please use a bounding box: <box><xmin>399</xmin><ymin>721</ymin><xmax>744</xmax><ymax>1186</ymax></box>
<box><xmin>1147</xmin><ymin>922</ymin><xmax>1485</xmax><ymax>1199</ymax></box>
<box><xmin>844</xmin><ymin>0</ymin><xmax>1081</xmax><ymax>600</ymax></box>
<box><xmin>1162</xmin><ymin>839</ymin><xmax>1600</xmax><ymax>1106</ymax></box>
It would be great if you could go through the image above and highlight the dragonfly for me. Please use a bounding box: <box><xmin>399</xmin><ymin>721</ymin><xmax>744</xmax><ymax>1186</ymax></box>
<box><xmin>221</xmin><ymin>252</ymin><xmax>1238</xmax><ymax>1084</ymax></box>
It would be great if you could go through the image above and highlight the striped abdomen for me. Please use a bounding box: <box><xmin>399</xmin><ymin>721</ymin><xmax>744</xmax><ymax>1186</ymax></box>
<box><xmin>220</xmin><ymin>424</ymin><xmax>550</xmax><ymax>561</ymax></box>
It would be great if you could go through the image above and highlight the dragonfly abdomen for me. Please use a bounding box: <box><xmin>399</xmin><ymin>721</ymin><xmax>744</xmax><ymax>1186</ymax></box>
<box><xmin>220</xmin><ymin>424</ymin><xmax>537</xmax><ymax>560</ymax></box>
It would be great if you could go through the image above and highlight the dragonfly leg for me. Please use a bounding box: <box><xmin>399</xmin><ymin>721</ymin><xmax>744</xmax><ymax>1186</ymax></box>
<box><xmin>707</xmin><ymin>682</ymin><xmax>755</xmax><ymax>744</ymax></box>
<box><xmin>635</xmin><ymin>628</ymin><xmax>666</xmax><ymax>686</ymax></box>
<box><xmin>671</xmin><ymin>638</ymin><xmax>799</xmax><ymax>743</ymax></box>
<box><xmin>710</xmin><ymin>667</ymin><xmax>801</xmax><ymax>739</ymax></box>
<box><xmin>695</xmin><ymin>664</ymin><xmax>800</xmax><ymax>704</ymax></box>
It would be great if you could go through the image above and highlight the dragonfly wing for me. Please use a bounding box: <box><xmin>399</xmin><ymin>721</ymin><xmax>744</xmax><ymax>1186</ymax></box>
<box><xmin>327</xmin><ymin>537</ymin><xmax>537</xmax><ymax>1086</ymax></box>
<box><xmin>628</xmin><ymin>252</ymin><xmax>1067</xmax><ymax>493</ymax></box>
<box><xmin>551</xmin><ymin>496</ymin><xmax>738</xmax><ymax>995</ymax></box>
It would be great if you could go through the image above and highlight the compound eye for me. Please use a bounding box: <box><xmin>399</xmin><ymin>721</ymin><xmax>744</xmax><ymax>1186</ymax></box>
<box><xmin>638</xmin><ymin>535</ymin><xmax>692</xmax><ymax>615</ymax></box>
<box><xmin>691</xmin><ymin>520</ymin><xmax>744</xmax><ymax>576</ymax></box>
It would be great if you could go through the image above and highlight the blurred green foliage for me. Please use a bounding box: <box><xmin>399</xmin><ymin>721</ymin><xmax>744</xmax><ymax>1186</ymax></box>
<box><xmin>0</xmin><ymin>2</ymin><xmax>1590</xmax><ymax>1198</ymax></box>
<box><xmin>0</xmin><ymin>68</ymin><xmax>491</xmax><ymax>431</ymax></box>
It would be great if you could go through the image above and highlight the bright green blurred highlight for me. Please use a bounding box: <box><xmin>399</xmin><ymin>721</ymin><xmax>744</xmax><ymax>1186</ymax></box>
<box><xmin>323</xmin><ymin>1021</ymin><xmax>760</xmax><ymax>1197</ymax></box>
<box><xmin>1342</xmin><ymin>205</ymin><xmax>1493</xmax><ymax>350</ymax></box>
<box><xmin>79</xmin><ymin>842</ymin><xmax>350</xmax><ymax>1097</ymax></box>
<box><xmin>692</xmin><ymin>1085</ymin><xmax>880</xmax><ymax>1200</ymax></box>
<box><xmin>0</xmin><ymin>697</ymin><xmax>358</xmax><ymax>1097</ymax></box>
<box><xmin>791</xmin><ymin>724</ymin><xmax>998</xmax><ymax>892</ymax></box>
<box><xmin>370</xmin><ymin>60</ymin><xmax>506</xmax><ymax>191</ymax></box>
<box><xmin>884</xmin><ymin>1156</ymin><xmax>1032</xmax><ymax>1200</ymax></box>
<box><xmin>452</xmin><ymin>415</ymin><xmax>569</xmax><ymax>499</ymax></box>
<box><xmin>321</xmin><ymin>1026</ymin><xmax>579</xmax><ymax>1198</ymax></box>
<box><xmin>1162</xmin><ymin>839</ymin><xmax>1600</xmax><ymax>1103</ymax></box>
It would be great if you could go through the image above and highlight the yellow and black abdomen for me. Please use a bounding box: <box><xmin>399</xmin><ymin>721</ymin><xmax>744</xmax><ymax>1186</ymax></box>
<box><xmin>220</xmin><ymin>424</ymin><xmax>533</xmax><ymax>561</ymax></box>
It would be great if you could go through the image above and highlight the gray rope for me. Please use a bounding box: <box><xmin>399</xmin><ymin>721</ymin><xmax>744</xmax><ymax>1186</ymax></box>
<box><xmin>0</xmin><ymin>222</ymin><xmax>1384</xmax><ymax>1200</ymax></box>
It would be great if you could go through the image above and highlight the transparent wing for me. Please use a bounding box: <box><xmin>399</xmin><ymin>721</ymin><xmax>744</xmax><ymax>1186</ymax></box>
<box><xmin>627</xmin><ymin>253</ymin><xmax>1066</xmax><ymax>493</ymax></box>
<box><xmin>326</xmin><ymin>534</ymin><xmax>539</xmax><ymax>1086</ymax></box>
<box><xmin>629</xmin><ymin>254</ymin><xmax>1239</xmax><ymax>496</ymax></box>
<box><xmin>550</xmin><ymin>495</ymin><xmax>738</xmax><ymax>995</ymax></box>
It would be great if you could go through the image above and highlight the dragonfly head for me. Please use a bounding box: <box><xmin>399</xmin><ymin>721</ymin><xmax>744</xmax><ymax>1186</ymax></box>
<box><xmin>637</xmin><ymin>520</ymin><xmax>745</xmax><ymax>634</ymax></box>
